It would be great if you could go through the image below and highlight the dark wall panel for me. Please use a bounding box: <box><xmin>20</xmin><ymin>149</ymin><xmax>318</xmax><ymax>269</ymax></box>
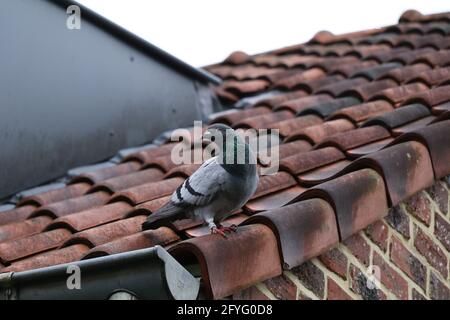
<box><xmin>0</xmin><ymin>0</ymin><xmax>204</xmax><ymax>197</ymax></box>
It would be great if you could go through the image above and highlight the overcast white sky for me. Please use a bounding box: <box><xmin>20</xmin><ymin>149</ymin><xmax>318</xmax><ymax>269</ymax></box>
<box><xmin>78</xmin><ymin>0</ymin><xmax>449</xmax><ymax>67</ymax></box>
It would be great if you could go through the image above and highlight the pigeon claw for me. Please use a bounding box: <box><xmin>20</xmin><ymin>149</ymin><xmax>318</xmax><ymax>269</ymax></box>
<box><xmin>211</xmin><ymin>224</ymin><xmax>238</xmax><ymax>238</ymax></box>
<box><xmin>211</xmin><ymin>226</ymin><xmax>228</xmax><ymax>238</ymax></box>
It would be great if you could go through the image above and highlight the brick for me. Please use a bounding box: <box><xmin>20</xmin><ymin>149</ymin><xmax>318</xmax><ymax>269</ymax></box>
<box><xmin>327</xmin><ymin>278</ymin><xmax>352</xmax><ymax>300</ymax></box>
<box><xmin>291</xmin><ymin>261</ymin><xmax>325</xmax><ymax>299</ymax></box>
<box><xmin>349</xmin><ymin>264</ymin><xmax>386</xmax><ymax>300</ymax></box>
<box><xmin>385</xmin><ymin>206</ymin><xmax>410</xmax><ymax>239</ymax></box>
<box><xmin>365</xmin><ymin>220</ymin><xmax>388</xmax><ymax>252</ymax></box>
<box><xmin>319</xmin><ymin>248</ymin><xmax>348</xmax><ymax>280</ymax></box>
<box><xmin>233</xmin><ymin>285</ymin><xmax>270</xmax><ymax>300</ymax></box>
<box><xmin>343</xmin><ymin>233</ymin><xmax>370</xmax><ymax>266</ymax></box>
<box><xmin>390</xmin><ymin>236</ymin><xmax>427</xmax><ymax>289</ymax></box>
<box><xmin>404</xmin><ymin>192</ymin><xmax>431</xmax><ymax>226</ymax></box>
<box><xmin>429</xmin><ymin>272</ymin><xmax>450</xmax><ymax>300</ymax></box>
<box><xmin>372</xmin><ymin>251</ymin><xmax>408</xmax><ymax>299</ymax></box>
<box><xmin>263</xmin><ymin>274</ymin><xmax>297</xmax><ymax>300</ymax></box>
<box><xmin>427</xmin><ymin>183</ymin><xmax>448</xmax><ymax>215</ymax></box>
<box><xmin>435</xmin><ymin>213</ymin><xmax>450</xmax><ymax>252</ymax></box>
<box><xmin>414</xmin><ymin>227</ymin><xmax>448</xmax><ymax>277</ymax></box>
<box><xmin>411</xmin><ymin>288</ymin><xmax>426</xmax><ymax>300</ymax></box>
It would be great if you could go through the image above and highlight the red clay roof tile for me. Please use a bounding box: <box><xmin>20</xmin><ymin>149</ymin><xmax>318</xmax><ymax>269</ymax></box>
<box><xmin>169</xmin><ymin>224</ymin><xmax>282</xmax><ymax>299</ymax></box>
<box><xmin>0</xmin><ymin>205</ymin><xmax>37</xmax><ymax>226</ymax></box>
<box><xmin>18</xmin><ymin>182</ymin><xmax>91</xmax><ymax>207</ymax></box>
<box><xmin>2</xmin><ymin>244</ymin><xmax>89</xmax><ymax>273</ymax></box>
<box><xmin>62</xmin><ymin>215</ymin><xmax>146</xmax><ymax>248</ymax></box>
<box><xmin>243</xmin><ymin>198</ymin><xmax>339</xmax><ymax>269</ymax></box>
<box><xmin>47</xmin><ymin>202</ymin><xmax>133</xmax><ymax>233</ymax></box>
<box><xmin>0</xmin><ymin>228</ymin><xmax>72</xmax><ymax>263</ymax></box>
<box><xmin>71</xmin><ymin>161</ymin><xmax>141</xmax><ymax>184</ymax></box>
<box><xmin>30</xmin><ymin>191</ymin><xmax>111</xmax><ymax>219</ymax></box>
<box><xmin>83</xmin><ymin>227</ymin><xmax>180</xmax><ymax>259</ymax></box>
<box><xmin>0</xmin><ymin>216</ymin><xmax>53</xmax><ymax>243</ymax></box>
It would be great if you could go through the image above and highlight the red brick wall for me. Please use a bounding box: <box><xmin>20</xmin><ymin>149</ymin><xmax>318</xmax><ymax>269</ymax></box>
<box><xmin>233</xmin><ymin>179</ymin><xmax>450</xmax><ymax>300</ymax></box>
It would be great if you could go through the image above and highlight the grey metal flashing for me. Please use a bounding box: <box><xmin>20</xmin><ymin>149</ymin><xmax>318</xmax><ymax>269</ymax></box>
<box><xmin>0</xmin><ymin>246</ymin><xmax>200</xmax><ymax>300</ymax></box>
<box><xmin>48</xmin><ymin>0</ymin><xmax>222</xmax><ymax>85</ymax></box>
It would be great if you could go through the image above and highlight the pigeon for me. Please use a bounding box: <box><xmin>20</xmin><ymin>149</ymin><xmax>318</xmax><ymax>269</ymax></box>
<box><xmin>142</xmin><ymin>123</ymin><xmax>259</xmax><ymax>237</ymax></box>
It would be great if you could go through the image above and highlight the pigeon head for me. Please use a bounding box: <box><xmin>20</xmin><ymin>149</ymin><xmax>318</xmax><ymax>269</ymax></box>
<box><xmin>204</xmin><ymin>123</ymin><xmax>256</xmax><ymax>170</ymax></box>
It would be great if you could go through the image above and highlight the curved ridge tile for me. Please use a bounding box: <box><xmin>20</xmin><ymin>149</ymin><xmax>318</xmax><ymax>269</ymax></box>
<box><xmin>350</xmin><ymin>141</ymin><xmax>435</xmax><ymax>206</ymax></box>
<box><xmin>403</xmin><ymin>84</ymin><xmax>450</xmax><ymax>107</ymax></box>
<box><xmin>298</xmin><ymin>160</ymin><xmax>352</xmax><ymax>185</ymax></box>
<box><xmin>62</xmin><ymin>216</ymin><xmax>146</xmax><ymax>248</ymax></box>
<box><xmin>233</xmin><ymin>111</ymin><xmax>294</xmax><ymax>129</ymax></box>
<box><xmin>109</xmin><ymin>177</ymin><xmax>183</xmax><ymax>205</ymax></box>
<box><xmin>350</xmin><ymin>63</ymin><xmax>402</xmax><ymax>81</ymax></box>
<box><xmin>362</xmin><ymin>103</ymin><xmax>430</xmax><ymax>130</ymax></box>
<box><xmin>406</xmin><ymin>66</ymin><xmax>450</xmax><ymax>86</ymax></box>
<box><xmin>0</xmin><ymin>216</ymin><xmax>53</xmax><ymax>243</ymax></box>
<box><xmin>385</xmin><ymin>120</ymin><xmax>450</xmax><ymax>179</ymax></box>
<box><xmin>270</xmin><ymin>115</ymin><xmax>323</xmax><ymax>138</ymax></box>
<box><xmin>317</xmin><ymin>126</ymin><xmax>391</xmax><ymax>151</ymax></box>
<box><xmin>315</xmin><ymin>78</ymin><xmax>369</xmax><ymax>97</ymax></box>
<box><xmin>346</xmin><ymin>138</ymin><xmax>394</xmax><ymax>158</ymax></box>
<box><xmin>369</xmin><ymin>82</ymin><xmax>429</xmax><ymax>106</ymax></box>
<box><xmin>46</xmin><ymin>202</ymin><xmax>133</xmax><ymax>233</ymax></box>
<box><xmin>71</xmin><ymin>161</ymin><xmax>141</xmax><ymax>184</ymax></box>
<box><xmin>255</xmin><ymin>90</ymin><xmax>308</xmax><ymax>109</ymax></box>
<box><xmin>275</xmin><ymin>94</ymin><xmax>333</xmax><ymax>113</ymax></box>
<box><xmin>252</xmin><ymin>172</ymin><xmax>297</xmax><ymax>199</ymax></box>
<box><xmin>82</xmin><ymin>228</ymin><xmax>180</xmax><ymax>260</ymax></box>
<box><xmin>285</xmin><ymin>119</ymin><xmax>355</xmax><ymax>144</ymax></box>
<box><xmin>0</xmin><ymin>205</ymin><xmax>37</xmax><ymax>226</ymax></box>
<box><xmin>279</xmin><ymin>147</ymin><xmax>345</xmax><ymax>175</ymax></box>
<box><xmin>169</xmin><ymin>224</ymin><xmax>282</xmax><ymax>299</ymax></box>
<box><xmin>90</xmin><ymin>168</ymin><xmax>164</xmax><ymax>193</ymax></box>
<box><xmin>339</xmin><ymin>79</ymin><xmax>398</xmax><ymax>102</ymax></box>
<box><xmin>297</xmin><ymin>97</ymin><xmax>361</xmax><ymax>118</ymax></box>
<box><xmin>378</xmin><ymin>63</ymin><xmax>430</xmax><ymax>83</ymax></box>
<box><xmin>243</xmin><ymin>198</ymin><xmax>339</xmax><ymax>270</ymax></box>
<box><xmin>2</xmin><ymin>244</ymin><xmax>90</xmax><ymax>273</ymax></box>
<box><xmin>244</xmin><ymin>186</ymin><xmax>306</xmax><ymax>213</ymax></box>
<box><xmin>273</xmin><ymin>68</ymin><xmax>326</xmax><ymax>90</ymax></box>
<box><xmin>209</xmin><ymin>106</ymin><xmax>271</xmax><ymax>126</ymax></box>
<box><xmin>300</xmin><ymin>169</ymin><xmax>389</xmax><ymax>240</ymax></box>
<box><xmin>122</xmin><ymin>143</ymin><xmax>176</xmax><ymax>164</ymax></box>
<box><xmin>164</xmin><ymin>164</ymin><xmax>201</xmax><ymax>179</ymax></box>
<box><xmin>329</xmin><ymin>100</ymin><xmax>393</xmax><ymax>123</ymax></box>
<box><xmin>31</xmin><ymin>191</ymin><xmax>111</xmax><ymax>219</ymax></box>
<box><xmin>18</xmin><ymin>183</ymin><xmax>91</xmax><ymax>207</ymax></box>
<box><xmin>0</xmin><ymin>228</ymin><xmax>72</xmax><ymax>263</ymax></box>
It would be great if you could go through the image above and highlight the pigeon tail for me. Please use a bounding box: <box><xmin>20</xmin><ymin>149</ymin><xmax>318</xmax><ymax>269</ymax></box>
<box><xmin>142</xmin><ymin>202</ymin><xmax>185</xmax><ymax>230</ymax></box>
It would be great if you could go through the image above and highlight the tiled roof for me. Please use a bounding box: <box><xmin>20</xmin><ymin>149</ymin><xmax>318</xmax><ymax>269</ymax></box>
<box><xmin>1</xmin><ymin>9</ymin><xmax>450</xmax><ymax>299</ymax></box>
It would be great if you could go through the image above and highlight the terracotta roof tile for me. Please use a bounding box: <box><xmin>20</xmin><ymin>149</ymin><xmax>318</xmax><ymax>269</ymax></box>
<box><xmin>62</xmin><ymin>215</ymin><xmax>146</xmax><ymax>247</ymax></box>
<box><xmin>82</xmin><ymin>227</ymin><xmax>180</xmax><ymax>260</ymax></box>
<box><xmin>243</xmin><ymin>198</ymin><xmax>338</xmax><ymax>269</ymax></box>
<box><xmin>18</xmin><ymin>182</ymin><xmax>91</xmax><ymax>207</ymax></box>
<box><xmin>2</xmin><ymin>9</ymin><xmax>450</xmax><ymax>300</ymax></box>
<box><xmin>71</xmin><ymin>161</ymin><xmax>141</xmax><ymax>184</ymax></box>
<box><xmin>0</xmin><ymin>228</ymin><xmax>72</xmax><ymax>264</ymax></box>
<box><xmin>169</xmin><ymin>224</ymin><xmax>282</xmax><ymax>299</ymax></box>
<box><xmin>30</xmin><ymin>191</ymin><xmax>111</xmax><ymax>219</ymax></box>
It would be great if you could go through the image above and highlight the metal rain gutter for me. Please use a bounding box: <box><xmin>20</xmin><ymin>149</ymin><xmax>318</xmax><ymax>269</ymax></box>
<box><xmin>48</xmin><ymin>0</ymin><xmax>222</xmax><ymax>85</ymax></box>
<box><xmin>0</xmin><ymin>246</ymin><xmax>200</xmax><ymax>300</ymax></box>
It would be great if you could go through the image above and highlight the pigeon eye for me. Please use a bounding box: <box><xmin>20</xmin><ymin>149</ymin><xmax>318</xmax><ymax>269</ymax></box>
<box><xmin>210</xmin><ymin>136</ymin><xmax>216</xmax><ymax>142</ymax></box>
